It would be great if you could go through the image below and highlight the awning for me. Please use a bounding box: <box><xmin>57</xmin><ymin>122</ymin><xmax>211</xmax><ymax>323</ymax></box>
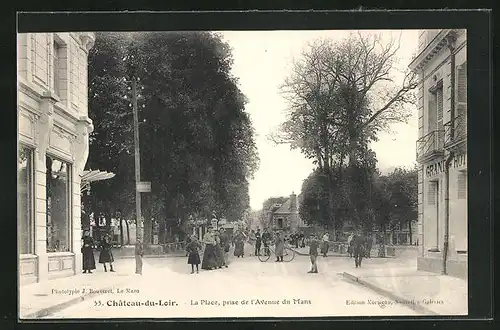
<box><xmin>81</xmin><ymin>169</ymin><xmax>116</xmax><ymax>183</ymax></box>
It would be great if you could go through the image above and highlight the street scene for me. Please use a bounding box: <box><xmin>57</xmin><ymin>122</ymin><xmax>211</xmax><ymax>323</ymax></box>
<box><xmin>18</xmin><ymin>27</ymin><xmax>468</xmax><ymax>319</ymax></box>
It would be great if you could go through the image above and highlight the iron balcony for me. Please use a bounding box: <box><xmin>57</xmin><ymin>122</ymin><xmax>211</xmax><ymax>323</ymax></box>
<box><xmin>416</xmin><ymin>130</ymin><xmax>445</xmax><ymax>163</ymax></box>
<box><xmin>444</xmin><ymin>113</ymin><xmax>467</xmax><ymax>151</ymax></box>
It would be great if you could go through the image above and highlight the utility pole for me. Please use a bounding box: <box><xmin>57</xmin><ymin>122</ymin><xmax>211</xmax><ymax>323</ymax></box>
<box><xmin>132</xmin><ymin>76</ymin><xmax>143</xmax><ymax>247</ymax></box>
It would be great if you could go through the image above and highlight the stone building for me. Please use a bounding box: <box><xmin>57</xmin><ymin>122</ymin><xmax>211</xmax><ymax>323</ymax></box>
<box><xmin>409</xmin><ymin>29</ymin><xmax>467</xmax><ymax>278</ymax></box>
<box><xmin>266</xmin><ymin>192</ymin><xmax>307</xmax><ymax>232</ymax></box>
<box><xmin>17</xmin><ymin>32</ymin><xmax>95</xmax><ymax>284</ymax></box>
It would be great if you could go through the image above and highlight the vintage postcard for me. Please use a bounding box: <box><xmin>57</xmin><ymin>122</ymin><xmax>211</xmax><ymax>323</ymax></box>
<box><xmin>17</xmin><ymin>26</ymin><xmax>468</xmax><ymax>319</ymax></box>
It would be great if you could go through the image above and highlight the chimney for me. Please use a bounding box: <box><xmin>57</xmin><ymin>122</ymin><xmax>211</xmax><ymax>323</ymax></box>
<box><xmin>290</xmin><ymin>192</ymin><xmax>297</xmax><ymax>212</ymax></box>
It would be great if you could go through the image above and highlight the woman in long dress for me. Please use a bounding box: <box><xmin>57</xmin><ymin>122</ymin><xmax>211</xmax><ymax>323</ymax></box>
<box><xmin>214</xmin><ymin>231</ymin><xmax>224</xmax><ymax>268</ymax></box>
<box><xmin>201</xmin><ymin>228</ymin><xmax>217</xmax><ymax>270</ymax></box>
<box><xmin>247</xmin><ymin>230</ymin><xmax>256</xmax><ymax>256</ymax></box>
<box><xmin>233</xmin><ymin>230</ymin><xmax>246</xmax><ymax>258</ymax></box>
<box><xmin>275</xmin><ymin>231</ymin><xmax>285</xmax><ymax>262</ymax></box>
<box><xmin>82</xmin><ymin>230</ymin><xmax>96</xmax><ymax>274</ymax></box>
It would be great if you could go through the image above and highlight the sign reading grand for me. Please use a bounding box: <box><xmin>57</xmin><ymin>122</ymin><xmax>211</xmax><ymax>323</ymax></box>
<box><xmin>426</xmin><ymin>154</ymin><xmax>467</xmax><ymax>177</ymax></box>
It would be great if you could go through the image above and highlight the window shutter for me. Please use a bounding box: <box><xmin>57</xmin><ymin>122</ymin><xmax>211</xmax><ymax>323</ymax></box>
<box><xmin>427</xmin><ymin>182</ymin><xmax>437</xmax><ymax>205</ymax></box>
<box><xmin>428</xmin><ymin>95</ymin><xmax>437</xmax><ymax>132</ymax></box>
<box><xmin>457</xmin><ymin>172</ymin><xmax>467</xmax><ymax>199</ymax></box>
<box><xmin>457</xmin><ymin>62</ymin><xmax>467</xmax><ymax>104</ymax></box>
<box><xmin>456</xmin><ymin>63</ymin><xmax>467</xmax><ymax>128</ymax></box>
<box><xmin>436</xmin><ymin>88</ymin><xmax>443</xmax><ymax>122</ymax></box>
<box><xmin>53</xmin><ymin>41</ymin><xmax>60</xmax><ymax>95</ymax></box>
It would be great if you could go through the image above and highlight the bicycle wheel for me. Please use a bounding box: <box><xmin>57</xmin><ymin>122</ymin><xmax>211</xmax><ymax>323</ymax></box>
<box><xmin>282</xmin><ymin>248</ymin><xmax>295</xmax><ymax>262</ymax></box>
<box><xmin>258</xmin><ymin>247</ymin><xmax>271</xmax><ymax>262</ymax></box>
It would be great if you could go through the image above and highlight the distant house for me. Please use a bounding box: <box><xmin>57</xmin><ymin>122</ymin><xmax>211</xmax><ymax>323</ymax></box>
<box><xmin>265</xmin><ymin>192</ymin><xmax>308</xmax><ymax>232</ymax></box>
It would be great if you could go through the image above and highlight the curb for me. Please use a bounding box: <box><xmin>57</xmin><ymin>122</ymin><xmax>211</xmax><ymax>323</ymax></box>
<box><xmin>23</xmin><ymin>291</ymin><xmax>105</xmax><ymax>319</ymax></box>
<box><xmin>341</xmin><ymin>272</ymin><xmax>439</xmax><ymax>316</ymax></box>
<box><xmin>22</xmin><ymin>276</ymin><xmax>139</xmax><ymax>319</ymax></box>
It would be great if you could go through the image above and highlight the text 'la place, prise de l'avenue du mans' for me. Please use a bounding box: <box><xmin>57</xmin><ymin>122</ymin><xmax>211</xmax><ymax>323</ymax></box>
<box><xmin>190</xmin><ymin>299</ymin><xmax>312</xmax><ymax>307</ymax></box>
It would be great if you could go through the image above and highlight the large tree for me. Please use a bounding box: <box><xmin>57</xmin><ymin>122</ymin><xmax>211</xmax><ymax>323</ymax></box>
<box><xmin>271</xmin><ymin>32</ymin><xmax>418</xmax><ymax>229</ymax></box>
<box><xmin>386</xmin><ymin>166</ymin><xmax>418</xmax><ymax>244</ymax></box>
<box><xmin>86</xmin><ymin>32</ymin><xmax>259</xmax><ymax>246</ymax></box>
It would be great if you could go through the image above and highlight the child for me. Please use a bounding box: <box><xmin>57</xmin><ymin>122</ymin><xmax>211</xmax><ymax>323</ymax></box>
<box><xmin>135</xmin><ymin>238</ymin><xmax>143</xmax><ymax>275</ymax></box>
<box><xmin>186</xmin><ymin>235</ymin><xmax>201</xmax><ymax>274</ymax></box>
<box><xmin>308</xmin><ymin>234</ymin><xmax>319</xmax><ymax>273</ymax></box>
<box><xmin>99</xmin><ymin>235</ymin><xmax>115</xmax><ymax>272</ymax></box>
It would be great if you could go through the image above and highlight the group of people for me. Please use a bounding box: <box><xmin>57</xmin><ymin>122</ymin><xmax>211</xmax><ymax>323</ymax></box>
<box><xmin>81</xmin><ymin>230</ymin><xmax>116</xmax><ymax>274</ymax></box>
<box><xmin>185</xmin><ymin>227</ymin><xmax>232</xmax><ymax>273</ymax></box>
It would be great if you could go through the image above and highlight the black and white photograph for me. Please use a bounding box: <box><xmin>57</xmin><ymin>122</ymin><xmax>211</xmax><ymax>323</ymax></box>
<box><xmin>17</xmin><ymin>23</ymin><xmax>469</xmax><ymax>319</ymax></box>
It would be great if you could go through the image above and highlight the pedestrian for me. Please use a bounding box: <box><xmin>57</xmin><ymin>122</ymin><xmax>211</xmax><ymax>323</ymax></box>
<box><xmin>98</xmin><ymin>234</ymin><xmax>115</xmax><ymax>272</ymax></box>
<box><xmin>347</xmin><ymin>232</ymin><xmax>355</xmax><ymax>258</ymax></box>
<box><xmin>352</xmin><ymin>230</ymin><xmax>367</xmax><ymax>268</ymax></box>
<box><xmin>248</xmin><ymin>229</ymin><xmax>256</xmax><ymax>256</ymax></box>
<box><xmin>308</xmin><ymin>233</ymin><xmax>319</xmax><ymax>273</ymax></box>
<box><xmin>233</xmin><ymin>229</ymin><xmax>246</xmax><ymax>258</ymax></box>
<box><xmin>299</xmin><ymin>232</ymin><xmax>305</xmax><ymax>248</ymax></box>
<box><xmin>275</xmin><ymin>230</ymin><xmax>285</xmax><ymax>262</ymax></box>
<box><xmin>135</xmin><ymin>238</ymin><xmax>143</xmax><ymax>275</ymax></box>
<box><xmin>81</xmin><ymin>230</ymin><xmax>96</xmax><ymax>274</ymax></box>
<box><xmin>219</xmin><ymin>228</ymin><xmax>230</xmax><ymax>267</ymax></box>
<box><xmin>320</xmin><ymin>231</ymin><xmax>330</xmax><ymax>257</ymax></box>
<box><xmin>293</xmin><ymin>231</ymin><xmax>299</xmax><ymax>248</ymax></box>
<box><xmin>186</xmin><ymin>235</ymin><xmax>201</xmax><ymax>274</ymax></box>
<box><xmin>262</xmin><ymin>228</ymin><xmax>272</xmax><ymax>256</ymax></box>
<box><xmin>255</xmin><ymin>228</ymin><xmax>262</xmax><ymax>256</ymax></box>
<box><xmin>201</xmin><ymin>228</ymin><xmax>217</xmax><ymax>270</ymax></box>
<box><xmin>214</xmin><ymin>230</ymin><xmax>224</xmax><ymax>269</ymax></box>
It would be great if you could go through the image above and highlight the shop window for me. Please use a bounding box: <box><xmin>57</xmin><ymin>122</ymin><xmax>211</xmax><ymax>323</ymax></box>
<box><xmin>46</xmin><ymin>156</ymin><xmax>71</xmax><ymax>253</ymax></box>
<box><xmin>18</xmin><ymin>145</ymin><xmax>34</xmax><ymax>254</ymax></box>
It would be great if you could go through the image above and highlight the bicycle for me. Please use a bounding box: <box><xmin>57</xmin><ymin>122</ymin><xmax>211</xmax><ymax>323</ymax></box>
<box><xmin>257</xmin><ymin>244</ymin><xmax>295</xmax><ymax>262</ymax></box>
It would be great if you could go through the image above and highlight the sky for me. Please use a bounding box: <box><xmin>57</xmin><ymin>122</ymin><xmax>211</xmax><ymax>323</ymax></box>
<box><xmin>219</xmin><ymin>30</ymin><xmax>419</xmax><ymax>211</ymax></box>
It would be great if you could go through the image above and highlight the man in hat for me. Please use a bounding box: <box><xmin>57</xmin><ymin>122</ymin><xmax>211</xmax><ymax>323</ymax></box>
<box><xmin>352</xmin><ymin>230</ymin><xmax>367</xmax><ymax>268</ymax></box>
<box><xmin>261</xmin><ymin>228</ymin><xmax>272</xmax><ymax>256</ymax></box>
<box><xmin>274</xmin><ymin>230</ymin><xmax>285</xmax><ymax>262</ymax></box>
<box><xmin>308</xmin><ymin>233</ymin><xmax>319</xmax><ymax>273</ymax></box>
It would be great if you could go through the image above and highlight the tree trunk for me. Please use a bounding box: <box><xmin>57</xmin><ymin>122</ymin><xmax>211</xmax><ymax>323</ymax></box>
<box><xmin>119</xmin><ymin>217</ymin><xmax>124</xmax><ymax>246</ymax></box>
<box><xmin>378</xmin><ymin>223</ymin><xmax>387</xmax><ymax>257</ymax></box>
<box><xmin>125</xmin><ymin>220</ymin><xmax>130</xmax><ymax>245</ymax></box>
<box><xmin>408</xmin><ymin>220</ymin><xmax>413</xmax><ymax>245</ymax></box>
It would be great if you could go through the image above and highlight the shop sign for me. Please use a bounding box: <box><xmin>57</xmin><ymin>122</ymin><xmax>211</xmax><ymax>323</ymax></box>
<box><xmin>425</xmin><ymin>154</ymin><xmax>467</xmax><ymax>178</ymax></box>
<box><xmin>136</xmin><ymin>181</ymin><xmax>151</xmax><ymax>192</ymax></box>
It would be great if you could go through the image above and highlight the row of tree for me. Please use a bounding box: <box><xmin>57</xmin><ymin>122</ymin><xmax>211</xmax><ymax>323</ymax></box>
<box><xmin>299</xmin><ymin>166</ymin><xmax>418</xmax><ymax>242</ymax></box>
<box><xmin>270</xmin><ymin>32</ymin><xmax>419</xmax><ymax>239</ymax></box>
<box><xmin>84</xmin><ymin>32</ymin><xmax>259</xmax><ymax>245</ymax></box>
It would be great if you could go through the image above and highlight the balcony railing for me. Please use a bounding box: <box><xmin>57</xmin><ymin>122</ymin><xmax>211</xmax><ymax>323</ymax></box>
<box><xmin>416</xmin><ymin>130</ymin><xmax>445</xmax><ymax>162</ymax></box>
<box><xmin>444</xmin><ymin>113</ymin><xmax>467</xmax><ymax>149</ymax></box>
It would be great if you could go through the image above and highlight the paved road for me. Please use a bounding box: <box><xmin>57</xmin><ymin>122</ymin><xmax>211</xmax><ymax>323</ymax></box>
<box><xmin>47</xmin><ymin>254</ymin><xmax>418</xmax><ymax>318</ymax></box>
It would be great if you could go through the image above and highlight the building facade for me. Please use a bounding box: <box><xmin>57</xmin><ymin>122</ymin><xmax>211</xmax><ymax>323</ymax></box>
<box><xmin>17</xmin><ymin>32</ymin><xmax>96</xmax><ymax>284</ymax></box>
<box><xmin>409</xmin><ymin>29</ymin><xmax>467</xmax><ymax>278</ymax></box>
<box><xmin>266</xmin><ymin>193</ymin><xmax>308</xmax><ymax>232</ymax></box>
